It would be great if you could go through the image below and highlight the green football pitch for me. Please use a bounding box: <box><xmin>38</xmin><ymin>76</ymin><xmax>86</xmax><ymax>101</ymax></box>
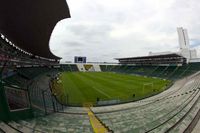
<box><xmin>53</xmin><ymin>72</ymin><xmax>171</xmax><ymax>106</ymax></box>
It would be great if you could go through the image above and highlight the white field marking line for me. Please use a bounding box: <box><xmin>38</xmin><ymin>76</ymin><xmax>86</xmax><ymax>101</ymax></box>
<box><xmin>92</xmin><ymin>86</ymin><xmax>111</xmax><ymax>98</ymax></box>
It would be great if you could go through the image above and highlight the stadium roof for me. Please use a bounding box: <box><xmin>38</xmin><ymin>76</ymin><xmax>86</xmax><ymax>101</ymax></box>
<box><xmin>0</xmin><ymin>0</ymin><xmax>70</xmax><ymax>59</ymax></box>
<box><xmin>115</xmin><ymin>53</ymin><xmax>183</xmax><ymax>60</ymax></box>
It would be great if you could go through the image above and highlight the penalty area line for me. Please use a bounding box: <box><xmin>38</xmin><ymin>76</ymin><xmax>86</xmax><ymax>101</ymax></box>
<box><xmin>92</xmin><ymin>86</ymin><xmax>111</xmax><ymax>98</ymax></box>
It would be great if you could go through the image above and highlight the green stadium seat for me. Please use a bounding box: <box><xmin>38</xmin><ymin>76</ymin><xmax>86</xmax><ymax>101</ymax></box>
<box><xmin>91</xmin><ymin>75</ymin><xmax>200</xmax><ymax>132</ymax></box>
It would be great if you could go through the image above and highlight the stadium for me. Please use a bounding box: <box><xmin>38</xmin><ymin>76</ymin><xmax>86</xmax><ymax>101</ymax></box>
<box><xmin>0</xmin><ymin>1</ymin><xmax>200</xmax><ymax>133</ymax></box>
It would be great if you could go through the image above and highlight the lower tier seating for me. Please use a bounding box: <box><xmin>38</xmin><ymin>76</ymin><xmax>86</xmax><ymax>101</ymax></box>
<box><xmin>100</xmin><ymin>63</ymin><xmax>200</xmax><ymax>80</ymax></box>
<box><xmin>91</xmin><ymin>73</ymin><xmax>200</xmax><ymax>132</ymax></box>
<box><xmin>7</xmin><ymin>113</ymin><xmax>93</xmax><ymax>133</ymax></box>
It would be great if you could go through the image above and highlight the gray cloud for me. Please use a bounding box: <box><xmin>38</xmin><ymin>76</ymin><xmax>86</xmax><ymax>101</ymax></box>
<box><xmin>64</xmin><ymin>41</ymin><xmax>85</xmax><ymax>47</ymax></box>
<box><xmin>50</xmin><ymin>0</ymin><xmax>200</xmax><ymax>62</ymax></box>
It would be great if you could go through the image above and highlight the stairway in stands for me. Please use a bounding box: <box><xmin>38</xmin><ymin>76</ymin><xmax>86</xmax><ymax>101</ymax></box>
<box><xmin>77</xmin><ymin>64</ymin><xmax>86</xmax><ymax>72</ymax></box>
<box><xmin>93</xmin><ymin>64</ymin><xmax>101</xmax><ymax>72</ymax></box>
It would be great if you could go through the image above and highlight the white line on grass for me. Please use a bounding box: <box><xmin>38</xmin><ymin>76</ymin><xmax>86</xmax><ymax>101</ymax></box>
<box><xmin>92</xmin><ymin>86</ymin><xmax>111</xmax><ymax>98</ymax></box>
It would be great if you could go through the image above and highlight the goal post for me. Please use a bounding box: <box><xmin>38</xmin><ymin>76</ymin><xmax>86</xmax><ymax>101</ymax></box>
<box><xmin>142</xmin><ymin>82</ymin><xmax>153</xmax><ymax>94</ymax></box>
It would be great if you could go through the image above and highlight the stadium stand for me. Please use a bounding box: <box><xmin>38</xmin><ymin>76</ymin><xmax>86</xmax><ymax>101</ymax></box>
<box><xmin>84</xmin><ymin>64</ymin><xmax>93</xmax><ymax>71</ymax></box>
<box><xmin>70</xmin><ymin>64</ymin><xmax>79</xmax><ymax>72</ymax></box>
<box><xmin>60</xmin><ymin>64</ymin><xmax>72</xmax><ymax>72</ymax></box>
<box><xmin>93</xmin><ymin>64</ymin><xmax>102</xmax><ymax>72</ymax></box>
<box><xmin>8</xmin><ymin>113</ymin><xmax>93</xmax><ymax>133</ymax></box>
<box><xmin>100</xmin><ymin>63</ymin><xmax>200</xmax><ymax>81</ymax></box>
<box><xmin>0</xmin><ymin>122</ymin><xmax>19</xmax><ymax>133</ymax></box>
<box><xmin>91</xmin><ymin>73</ymin><xmax>200</xmax><ymax>132</ymax></box>
<box><xmin>17</xmin><ymin>67</ymin><xmax>51</xmax><ymax>79</ymax></box>
<box><xmin>1</xmin><ymin>1</ymin><xmax>200</xmax><ymax>132</ymax></box>
<box><xmin>116</xmin><ymin>53</ymin><xmax>186</xmax><ymax>65</ymax></box>
<box><xmin>1</xmin><ymin>32</ymin><xmax>200</xmax><ymax>132</ymax></box>
<box><xmin>99</xmin><ymin>65</ymin><xmax>107</xmax><ymax>72</ymax></box>
<box><xmin>4</xmin><ymin>74</ymin><xmax>27</xmax><ymax>88</ymax></box>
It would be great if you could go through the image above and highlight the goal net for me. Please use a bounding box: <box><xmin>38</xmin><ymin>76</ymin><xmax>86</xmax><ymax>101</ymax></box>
<box><xmin>142</xmin><ymin>82</ymin><xmax>153</xmax><ymax>94</ymax></box>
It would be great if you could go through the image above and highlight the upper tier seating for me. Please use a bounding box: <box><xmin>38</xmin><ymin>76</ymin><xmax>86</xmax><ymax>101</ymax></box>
<box><xmin>17</xmin><ymin>67</ymin><xmax>51</xmax><ymax>79</ymax></box>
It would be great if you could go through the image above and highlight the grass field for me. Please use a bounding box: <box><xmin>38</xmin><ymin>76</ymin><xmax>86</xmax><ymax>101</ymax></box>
<box><xmin>53</xmin><ymin>72</ymin><xmax>171</xmax><ymax>106</ymax></box>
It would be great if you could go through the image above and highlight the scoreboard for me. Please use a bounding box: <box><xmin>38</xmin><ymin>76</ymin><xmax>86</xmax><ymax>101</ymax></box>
<box><xmin>74</xmin><ymin>56</ymin><xmax>86</xmax><ymax>63</ymax></box>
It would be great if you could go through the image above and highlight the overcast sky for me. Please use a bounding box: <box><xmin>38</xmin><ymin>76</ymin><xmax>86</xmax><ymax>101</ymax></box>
<box><xmin>50</xmin><ymin>0</ymin><xmax>200</xmax><ymax>63</ymax></box>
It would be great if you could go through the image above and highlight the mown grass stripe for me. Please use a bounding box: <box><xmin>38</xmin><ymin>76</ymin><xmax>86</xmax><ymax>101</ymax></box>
<box><xmin>55</xmin><ymin>72</ymin><xmax>171</xmax><ymax>105</ymax></box>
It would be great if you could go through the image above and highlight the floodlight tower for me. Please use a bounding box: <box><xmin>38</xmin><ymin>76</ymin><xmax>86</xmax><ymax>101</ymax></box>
<box><xmin>177</xmin><ymin>27</ymin><xmax>197</xmax><ymax>62</ymax></box>
<box><xmin>177</xmin><ymin>27</ymin><xmax>190</xmax><ymax>50</ymax></box>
